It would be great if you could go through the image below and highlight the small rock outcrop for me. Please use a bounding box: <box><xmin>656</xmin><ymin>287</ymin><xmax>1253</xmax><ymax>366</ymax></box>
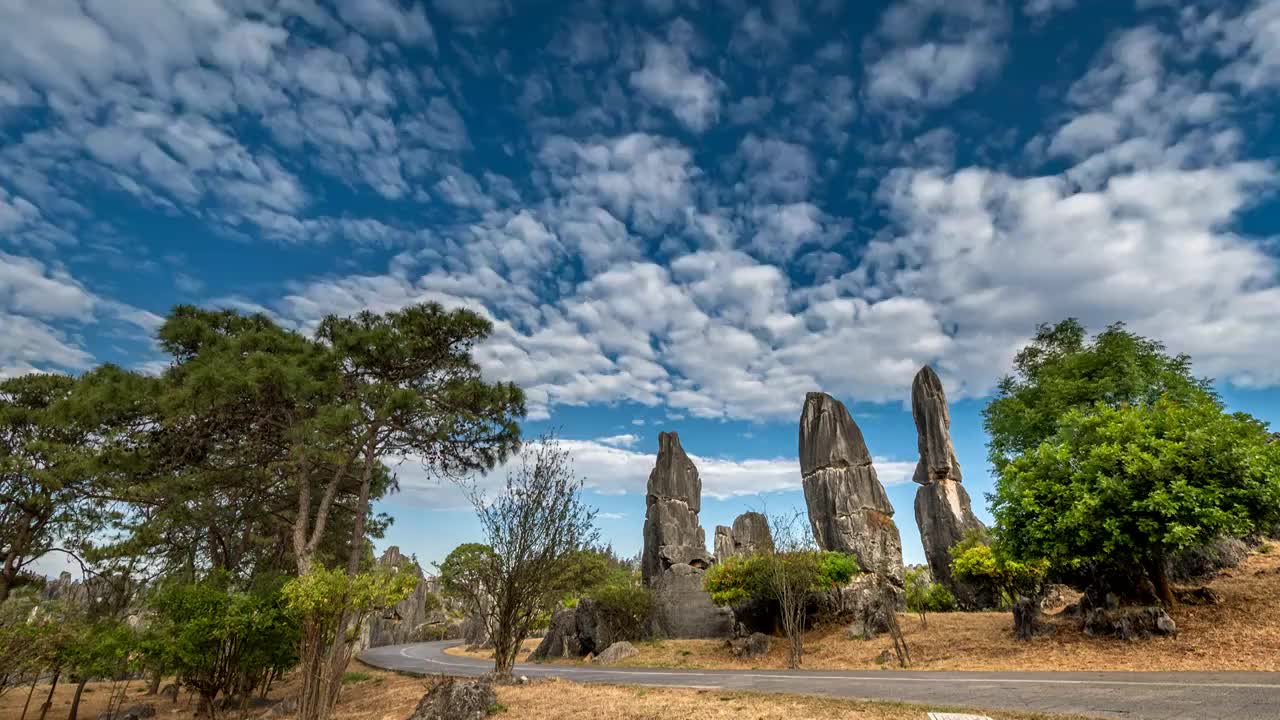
<box><xmin>909</xmin><ymin>367</ymin><xmax>990</xmax><ymax>606</ymax></box>
<box><xmin>839</xmin><ymin>574</ymin><xmax>900</xmax><ymax>640</ymax></box>
<box><xmin>642</xmin><ymin>432</ymin><xmax>714</xmax><ymax>583</ymax></box>
<box><xmin>725</xmin><ymin>632</ymin><xmax>772</xmax><ymax>659</ymax></box>
<box><xmin>799</xmin><ymin>392</ymin><xmax>903</xmax><ymax>583</ymax></box>
<box><xmin>1083</xmin><ymin>606</ymin><xmax>1177</xmax><ymax>640</ymax></box>
<box><xmin>529</xmin><ymin>608</ymin><xmax>581</xmax><ymax>661</ymax></box>
<box><xmin>408</xmin><ymin>678</ymin><xmax>496</xmax><ymax>720</ymax></box>
<box><xmin>714</xmin><ymin>512</ymin><xmax>774</xmax><ymax>561</ymax></box>
<box><xmin>591</xmin><ymin>641</ymin><xmax>639</xmax><ymax>665</ymax></box>
<box><xmin>1012</xmin><ymin>596</ymin><xmax>1052</xmax><ymax>640</ymax></box>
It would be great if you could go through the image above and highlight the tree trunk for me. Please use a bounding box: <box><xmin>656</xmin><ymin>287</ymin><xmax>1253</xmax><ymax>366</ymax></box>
<box><xmin>21</xmin><ymin>674</ymin><xmax>38</xmax><ymax>720</ymax></box>
<box><xmin>38</xmin><ymin>669</ymin><xmax>60</xmax><ymax>720</ymax></box>
<box><xmin>67</xmin><ymin>677</ymin><xmax>90</xmax><ymax>720</ymax></box>
<box><xmin>146</xmin><ymin>669</ymin><xmax>161</xmax><ymax>695</ymax></box>
<box><xmin>1149</xmin><ymin>556</ymin><xmax>1175</xmax><ymax>608</ymax></box>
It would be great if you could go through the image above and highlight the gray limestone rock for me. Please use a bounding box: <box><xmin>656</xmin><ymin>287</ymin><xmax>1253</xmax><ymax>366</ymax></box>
<box><xmin>650</xmin><ymin>563</ymin><xmax>734</xmax><ymax>639</ymax></box>
<box><xmin>799</xmin><ymin>393</ymin><xmax>903</xmax><ymax>583</ymax></box>
<box><xmin>408</xmin><ymin>678</ymin><xmax>496</xmax><ymax>720</ymax></box>
<box><xmin>714</xmin><ymin>512</ymin><xmax>774</xmax><ymax>561</ymax></box>
<box><xmin>725</xmin><ymin>632</ymin><xmax>772</xmax><ymax>659</ymax></box>
<box><xmin>642</xmin><ymin>432</ymin><xmax>714</xmax><ymax>585</ymax></box>
<box><xmin>910</xmin><ymin>367</ymin><xmax>990</xmax><ymax>606</ymax></box>
<box><xmin>591</xmin><ymin>641</ymin><xmax>639</xmax><ymax>665</ymax></box>
<box><xmin>528</xmin><ymin>607</ymin><xmax>581</xmax><ymax>661</ymax></box>
<box><xmin>359</xmin><ymin>546</ymin><xmax>447</xmax><ymax>649</ymax></box>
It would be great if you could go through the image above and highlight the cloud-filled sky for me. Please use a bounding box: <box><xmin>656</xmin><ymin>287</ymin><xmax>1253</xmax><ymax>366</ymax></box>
<box><xmin>6</xmin><ymin>0</ymin><xmax>1280</xmax><ymax>571</ymax></box>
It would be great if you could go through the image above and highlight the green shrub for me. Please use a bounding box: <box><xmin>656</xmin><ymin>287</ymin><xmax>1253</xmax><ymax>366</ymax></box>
<box><xmin>950</xmin><ymin>534</ymin><xmax>1048</xmax><ymax>608</ymax></box>
<box><xmin>341</xmin><ymin>671</ymin><xmax>371</xmax><ymax>684</ymax></box>
<box><xmin>589</xmin><ymin>580</ymin><xmax>654</xmax><ymax>642</ymax></box>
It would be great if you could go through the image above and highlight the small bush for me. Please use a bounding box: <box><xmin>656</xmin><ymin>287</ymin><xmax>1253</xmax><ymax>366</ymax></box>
<box><xmin>590</xmin><ymin>581</ymin><xmax>654</xmax><ymax>641</ymax></box>
<box><xmin>342</xmin><ymin>671</ymin><xmax>371</xmax><ymax>684</ymax></box>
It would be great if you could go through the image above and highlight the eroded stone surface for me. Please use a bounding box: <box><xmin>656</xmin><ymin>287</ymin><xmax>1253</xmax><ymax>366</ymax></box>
<box><xmin>799</xmin><ymin>392</ymin><xmax>903</xmax><ymax>583</ymax></box>
<box><xmin>651</xmin><ymin>563</ymin><xmax>735</xmax><ymax>639</ymax></box>
<box><xmin>910</xmin><ymin>367</ymin><xmax>989</xmax><ymax>606</ymax></box>
<box><xmin>642</xmin><ymin>432</ymin><xmax>713</xmax><ymax>584</ymax></box>
<box><xmin>714</xmin><ymin>511</ymin><xmax>774</xmax><ymax>561</ymax></box>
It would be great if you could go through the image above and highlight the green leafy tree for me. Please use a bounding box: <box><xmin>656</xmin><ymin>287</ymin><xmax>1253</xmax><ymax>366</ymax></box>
<box><xmin>282</xmin><ymin>565</ymin><xmax>415</xmax><ymax>720</ymax></box>
<box><xmin>983</xmin><ymin>319</ymin><xmax>1213</xmax><ymax>470</ymax></box>
<box><xmin>0</xmin><ymin>369</ymin><xmax>150</xmax><ymax>603</ymax></box>
<box><xmin>149</xmin><ymin>575</ymin><xmax>299</xmax><ymax>717</ymax></box>
<box><xmin>949</xmin><ymin>532</ymin><xmax>1049</xmax><ymax>608</ymax></box>
<box><xmin>990</xmin><ymin>396</ymin><xmax>1280</xmax><ymax>606</ymax></box>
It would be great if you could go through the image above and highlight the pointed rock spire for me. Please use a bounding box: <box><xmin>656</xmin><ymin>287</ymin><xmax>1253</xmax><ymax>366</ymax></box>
<box><xmin>910</xmin><ymin>366</ymin><xmax>991</xmax><ymax>606</ymax></box>
<box><xmin>799</xmin><ymin>392</ymin><xmax>904</xmax><ymax>583</ymax></box>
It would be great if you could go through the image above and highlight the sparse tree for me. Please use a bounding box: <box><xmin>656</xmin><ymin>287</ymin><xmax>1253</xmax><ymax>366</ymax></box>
<box><xmin>461</xmin><ymin>435</ymin><xmax>598</xmax><ymax>678</ymax></box>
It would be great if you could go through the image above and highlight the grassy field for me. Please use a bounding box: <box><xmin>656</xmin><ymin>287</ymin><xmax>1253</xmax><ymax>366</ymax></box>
<box><xmin>0</xmin><ymin>663</ymin><xmax>1088</xmax><ymax>720</ymax></box>
<box><xmin>450</xmin><ymin>543</ymin><xmax>1280</xmax><ymax>673</ymax></box>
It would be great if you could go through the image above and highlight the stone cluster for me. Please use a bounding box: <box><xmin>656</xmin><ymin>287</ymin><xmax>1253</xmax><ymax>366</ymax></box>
<box><xmin>799</xmin><ymin>392</ymin><xmax>904</xmax><ymax>584</ymax></box>
<box><xmin>713</xmin><ymin>511</ymin><xmax>773</xmax><ymax>561</ymax></box>
<box><xmin>909</xmin><ymin>366</ymin><xmax>991</xmax><ymax>607</ymax></box>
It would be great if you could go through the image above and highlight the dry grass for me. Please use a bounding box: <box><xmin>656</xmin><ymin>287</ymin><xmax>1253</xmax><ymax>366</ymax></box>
<box><xmin>0</xmin><ymin>665</ymin><xmax>1084</xmax><ymax>720</ymax></box>
<box><xmin>445</xmin><ymin>637</ymin><xmax>542</xmax><ymax>662</ymax></box>
<box><xmin>516</xmin><ymin>546</ymin><xmax>1280</xmax><ymax>673</ymax></box>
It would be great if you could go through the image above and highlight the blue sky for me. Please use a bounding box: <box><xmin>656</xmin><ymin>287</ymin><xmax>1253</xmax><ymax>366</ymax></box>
<box><xmin>4</xmin><ymin>0</ymin><xmax>1280</xmax><ymax>573</ymax></box>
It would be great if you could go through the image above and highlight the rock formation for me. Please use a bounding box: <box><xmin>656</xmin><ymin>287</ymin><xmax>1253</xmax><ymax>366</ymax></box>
<box><xmin>641</xmin><ymin>432</ymin><xmax>733</xmax><ymax>639</ymax></box>
<box><xmin>359</xmin><ymin>546</ymin><xmax>446</xmax><ymax>650</ymax></box>
<box><xmin>909</xmin><ymin>367</ymin><xmax>989</xmax><ymax>605</ymax></box>
<box><xmin>641</xmin><ymin>432</ymin><xmax>714</xmax><ymax>583</ymax></box>
<box><xmin>714</xmin><ymin>511</ymin><xmax>774</xmax><ymax>561</ymax></box>
<box><xmin>799</xmin><ymin>392</ymin><xmax>903</xmax><ymax>583</ymax></box>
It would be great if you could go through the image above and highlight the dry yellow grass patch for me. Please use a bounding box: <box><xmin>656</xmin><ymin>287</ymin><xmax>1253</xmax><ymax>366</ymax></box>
<box><xmin>0</xmin><ymin>665</ymin><xmax>1082</xmax><ymax>720</ymax></box>
<box><xmin>444</xmin><ymin>637</ymin><xmax>542</xmax><ymax>662</ymax></box>
<box><xmin>537</xmin><ymin>546</ymin><xmax>1280</xmax><ymax>673</ymax></box>
<box><xmin>498</xmin><ymin>677</ymin><xmax>1088</xmax><ymax>720</ymax></box>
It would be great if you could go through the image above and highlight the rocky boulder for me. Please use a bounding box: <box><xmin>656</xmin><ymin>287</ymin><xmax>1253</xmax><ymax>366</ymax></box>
<box><xmin>799</xmin><ymin>392</ymin><xmax>904</xmax><ymax>583</ymax></box>
<box><xmin>591</xmin><ymin>641</ymin><xmax>639</xmax><ymax>665</ymax></box>
<box><xmin>725</xmin><ymin>632</ymin><xmax>772</xmax><ymax>659</ymax></box>
<box><xmin>909</xmin><ymin>367</ymin><xmax>991</xmax><ymax>607</ymax></box>
<box><xmin>642</xmin><ymin>432</ymin><xmax>714</xmax><ymax>584</ymax></box>
<box><xmin>1168</xmin><ymin>536</ymin><xmax>1251</xmax><ymax>583</ymax></box>
<box><xmin>651</xmin><ymin>563</ymin><xmax>734</xmax><ymax>639</ymax></box>
<box><xmin>839</xmin><ymin>575</ymin><xmax>900</xmax><ymax>640</ymax></box>
<box><xmin>528</xmin><ymin>607</ymin><xmax>581</xmax><ymax>661</ymax></box>
<box><xmin>1083</xmin><ymin>606</ymin><xmax>1177</xmax><ymax>640</ymax></box>
<box><xmin>714</xmin><ymin>512</ymin><xmax>774</xmax><ymax>561</ymax></box>
<box><xmin>1012</xmin><ymin>596</ymin><xmax>1052</xmax><ymax>640</ymax></box>
<box><xmin>408</xmin><ymin>678</ymin><xmax>496</xmax><ymax>720</ymax></box>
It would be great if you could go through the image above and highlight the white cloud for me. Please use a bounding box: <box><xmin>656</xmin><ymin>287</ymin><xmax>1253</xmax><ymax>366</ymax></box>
<box><xmin>865</xmin><ymin>0</ymin><xmax>1008</xmax><ymax>108</ymax></box>
<box><xmin>595</xmin><ymin>434</ymin><xmax>639</xmax><ymax>448</ymax></box>
<box><xmin>629</xmin><ymin>38</ymin><xmax>722</xmax><ymax>132</ymax></box>
<box><xmin>390</xmin><ymin>437</ymin><xmax>916</xmax><ymax>510</ymax></box>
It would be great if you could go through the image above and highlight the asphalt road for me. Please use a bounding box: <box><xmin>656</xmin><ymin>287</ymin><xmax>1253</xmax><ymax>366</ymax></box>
<box><xmin>358</xmin><ymin>641</ymin><xmax>1280</xmax><ymax>720</ymax></box>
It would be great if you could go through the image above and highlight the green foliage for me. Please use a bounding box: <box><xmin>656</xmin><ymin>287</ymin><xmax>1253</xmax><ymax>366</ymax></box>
<box><xmin>704</xmin><ymin>554</ymin><xmax>767</xmax><ymax>606</ymax></box>
<box><xmin>586</xmin><ymin>578</ymin><xmax>653</xmax><ymax>641</ymax></box>
<box><xmin>904</xmin><ymin>568</ymin><xmax>956</xmax><ymax>622</ymax></box>
<box><xmin>437</xmin><ymin>543</ymin><xmax>498</xmax><ymax>610</ymax></box>
<box><xmin>149</xmin><ymin>575</ymin><xmax>299</xmax><ymax>704</ymax></box>
<box><xmin>340</xmin><ymin>671</ymin><xmax>371</xmax><ymax>685</ymax></box>
<box><xmin>704</xmin><ymin>551</ymin><xmax>859</xmax><ymax>607</ymax></box>
<box><xmin>983</xmin><ymin>319</ymin><xmax>1213</xmax><ymax>470</ymax></box>
<box><xmin>990</xmin><ymin>396</ymin><xmax>1280</xmax><ymax>594</ymax></box>
<box><xmin>281</xmin><ymin>565</ymin><xmax>417</xmax><ymax>626</ymax></box>
<box><xmin>950</xmin><ymin>534</ymin><xmax>1048</xmax><ymax>607</ymax></box>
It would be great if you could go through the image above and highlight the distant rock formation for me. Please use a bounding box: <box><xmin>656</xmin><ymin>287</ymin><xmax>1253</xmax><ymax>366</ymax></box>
<box><xmin>641</xmin><ymin>432</ymin><xmax>713</xmax><ymax>584</ymax></box>
<box><xmin>799</xmin><ymin>392</ymin><xmax>904</xmax><ymax>583</ymax></box>
<box><xmin>358</xmin><ymin>546</ymin><xmax>445</xmax><ymax>650</ymax></box>
<box><xmin>910</xmin><ymin>366</ymin><xmax>990</xmax><ymax>606</ymax></box>
<box><xmin>714</xmin><ymin>512</ymin><xmax>774</xmax><ymax>561</ymax></box>
<box><xmin>641</xmin><ymin>432</ymin><xmax>732</xmax><ymax>639</ymax></box>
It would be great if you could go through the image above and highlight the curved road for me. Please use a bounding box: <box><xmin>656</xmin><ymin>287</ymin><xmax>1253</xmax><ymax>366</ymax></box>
<box><xmin>360</xmin><ymin>641</ymin><xmax>1280</xmax><ymax>719</ymax></box>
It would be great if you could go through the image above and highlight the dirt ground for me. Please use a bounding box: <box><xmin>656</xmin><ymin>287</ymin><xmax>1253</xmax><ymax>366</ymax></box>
<box><xmin>0</xmin><ymin>664</ymin><xmax>1086</xmax><ymax>720</ymax></box>
<box><xmin>451</xmin><ymin>544</ymin><xmax>1280</xmax><ymax>673</ymax></box>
